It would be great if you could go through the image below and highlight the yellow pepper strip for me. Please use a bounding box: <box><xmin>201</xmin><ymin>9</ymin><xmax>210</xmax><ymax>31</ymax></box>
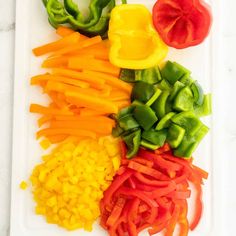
<box><xmin>108</xmin><ymin>4</ymin><xmax>168</xmax><ymax>69</ymax></box>
<box><xmin>30</xmin><ymin>137</ymin><xmax>121</xmax><ymax>231</ymax></box>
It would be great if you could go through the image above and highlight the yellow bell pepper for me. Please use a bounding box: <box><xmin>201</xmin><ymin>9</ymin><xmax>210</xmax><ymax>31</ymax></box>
<box><xmin>108</xmin><ymin>4</ymin><xmax>168</xmax><ymax>69</ymax></box>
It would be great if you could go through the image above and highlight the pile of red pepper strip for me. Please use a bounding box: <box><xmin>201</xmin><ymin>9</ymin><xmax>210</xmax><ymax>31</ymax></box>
<box><xmin>100</xmin><ymin>142</ymin><xmax>208</xmax><ymax>236</ymax></box>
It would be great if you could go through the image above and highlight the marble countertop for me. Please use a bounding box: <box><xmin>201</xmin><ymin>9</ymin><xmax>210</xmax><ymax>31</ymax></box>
<box><xmin>1</xmin><ymin>0</ymin><xmax>236</xmax><ymax>235</ymax></box>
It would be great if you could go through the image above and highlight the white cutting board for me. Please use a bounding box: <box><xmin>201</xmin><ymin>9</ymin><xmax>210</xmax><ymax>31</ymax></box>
<box><xmin>10</xmin><ymin>0</ymin><xmax>225</xmax><ymax>235</ymax></box>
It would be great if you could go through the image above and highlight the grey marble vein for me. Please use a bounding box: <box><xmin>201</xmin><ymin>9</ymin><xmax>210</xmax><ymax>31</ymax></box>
<box><xmin>0</xmin><ymin>23</ymin><xmax>15</xmax><ymax>32</ymax></box>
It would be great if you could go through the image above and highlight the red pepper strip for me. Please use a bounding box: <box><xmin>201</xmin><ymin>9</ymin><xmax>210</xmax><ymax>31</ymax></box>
<box><xmin>137</xmin><ymin>223</ymin><xmax>151</xmax><ymax>233</ymax></box>
<box><xmin>127</xmin><ymin>198</ymin><xmax>140</xmax><ymax>236</ymax></box>
<box><xmin>116</xmin><ymin>166</ymin><xmax>127</xmax><ymax>176</ymax></box>
<box><xmin>109</xmin><ymin>216</ymin><xmax>126</xmax><ymax>236</ymax></box>
<box><xmin>152</xmin><ymin>182</ymin><xmax>177</xmax><ymax>198</ymax></box>
<box><xmin>146</xmin><ymin>206</ymin><xmax>158</xmax><ymax>224</ymax></box>
<box><xmin>134</xmin><ymin>172</ymin><xmax>171</xmax><ymax>186</ymax></box>
<box><xmin>189</xmin><ymin>182</ymin><xmax>203</xmax><ymax>231</ymax></box>
<box><xmin>138</xmin><ymin>203</ymin><xmax>149</xmax><ymax>213</ymax></box>
<box><xmin>174</xmin><ymin>173</ymin><xmax>189</xmax><ymax>184</ymax></box>
<box><xmin>155</xmin><ymin>143</ymin><xmax>171</xmax><ymax>154</ymax></box>
<box><xmin>135</xmin><ymin>182</ymin><xmax>158</xmax><ymax>192</ymax></box>
<box><xmin>116</xmin><ymin>187</ymin><xmax>158</xmax><ymax>208</ymax></box>
<box><xmin>106</xmin><ymin>197</ymin><xmax>126</xmax><ymax>227</ymax></box>
<box><xmin>138</xmin><ymin>149</ymin><xmax>182</xmax><ymax>172</ymax></box>
<box><xmin>177</xmin><ymin>200</ymin><xmax>189</xmax><ymax>236</ymax></box>
<box><xmin>128</xmin><ymin>176</ymin><xmax>137</xmax><ymax>189</ymax></box>
<box><xmin>128</xmin><ymin>161</ymin><xmax>169</xmax><ymax>180</ymax></box>
<box><xmin>156</xmin><ymin>197</ymin><xmax>172</xmax><ymax>210</ymax></box>
<box><xmin>165</xmin><ymin>204</ymin><xmax>181</xmax><ymax>236</ymax></box>
<box><xmin>148</xmin><ymin>222</ymin><xmax>166</xmax><ymax>235</ymax></box>
<box><xmin>119</xmin><ymin>141</ymin><xmax>127</xmax><ymax>159</ymax></box>
<box><xmin>167</xmin><ymin>190</ymin><xmax>191</xmax><ymax>200</ymax></box>
<box><xmin>121</xmin><ymin>159</ymin><xmax>129</xmax><ymax>166</ymax></box>
<box><xmin>193</xmin><ymin>165</ymin><xmax>209</xmax><ymax>180</ymax></box>
<box><xmin>133</xmin><ymin>157</ymin><xmax>154</xmax><ymax>167</ymax></box>
<box><xmin>100</xmin><ymin>208</ymin><xmax>109</xmax><ymax>230</ymax></box>
<box><xmin>117</xmin><ymin>224</ymin><xmax>124</xmax><ymax>236</ymax></box>
<box><xmin>103</xmin><ymin>170</ymin><xmax>133</xmax><ymax>207</ymax></box>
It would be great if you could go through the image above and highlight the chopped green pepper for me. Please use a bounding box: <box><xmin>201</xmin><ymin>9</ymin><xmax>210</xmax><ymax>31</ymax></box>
<box><xmin>140</xmin><ymin>140</ymin><xmax>160</xmax><ymax>150</ymax></box>
<box><xmin>169</xmin><ymin>81</ymin><xmax>185</xmax><ymax>101</ymax></box>
<box><xmin>173</xmin><ymin>86</ymin><xmax>194</xmax><ymax>111</ymax></box>
<box><xmin>151</xmin><ymin>91</ymin><xmax>170</xmax><ymax>119</ymax></box>
<box><xmin>146</xmin><ymin>88</ymin><xmax>162</xmax><ymax>106</ymax></box>
<box><xmin>117</xmin><ymin>106</ymin><xmax>135</xmax><ymax>120</ymax></box>
<box><xmin>119</xmin><ymin>115</ymin><xmax>140</xmax><ymax>131</ymax></box>
<box><xmin>119</xmin><ymin>69</ymin><xmax>135</xmax><ymax>83</ymax></box>
<box><xmin>194</xmin><ymin>94</ymin><xmax>212</xmax><ymax>117</ymax></box>
<box><xmin>179</xmin><ymin>75</ymin><xmax>194</xmax><ymax>86</ymax></box>
<box><xmin>142</xmin><ymin>129</ymin><xmax>167</xmax><ymax>146</ymax></box>
<box><xmin>161</xmin><ymin>61</ymin><xmax>190</xmax><ymax>85</ymax></box>
<box><xmin>135</xmin><ymin>66</ymin><xmax>162</xmax><ymax>84</ymax></box>
<box><xmin>191</xmin><ymin>81</ymin><xmax>204</xmax><ymax>106</ymax></box>
<box><xmin>167</xmin><ymin>124</ymin><xmax>185</xmax><ymax>148</ymax></box>
<box><xmin>157</xmin><ymin>79</ymin><xmax>172</xmax><ymax>91</ymax></box>
<box><xmin>171</xmin><ymin>111</ymin><xmax>203</xmax><ymax>136</ymax></box>
<box><xmin>123</xmin><ymin>129</ymin><xmax>141</xmax><ymax>158</ymax></box>
<box><xmin>131</xmin><ymin>82</ymin><xmax>156</xmax><ymax>103</ymax></box>
<box><xmin>133</xmin><ymin>105</ymin><xmax>158</xmax><ymax>131</ymax></box>
<box><xmin>155</xmin><ymin>112</ymin><xmax>176</xmax><ymax>130</ymax></box>
<box><xmin>174</xmin><ymin>124</ymin><xmax>209</xmax><ymax>158</ymax></box>
<box><xmin>112</xmin><ymin>124</ymin><xmax>124</xmax><ymax>137</ymax></box>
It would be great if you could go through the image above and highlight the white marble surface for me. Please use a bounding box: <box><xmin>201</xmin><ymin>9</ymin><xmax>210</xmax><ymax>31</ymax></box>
<box><xmin>0</xmin><ymin>0</ymin><xmax>236</xmax><ymax>236</ymax></box>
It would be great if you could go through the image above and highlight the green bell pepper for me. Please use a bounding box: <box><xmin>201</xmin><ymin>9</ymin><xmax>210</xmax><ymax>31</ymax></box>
<box><xmin>173</xmin><ymin>86</ymin><xmax>194</xmax><ymax>111</ymax></box>
<box><xmin>169</xmin><ymin>81</ymin><xmax>185</xmax><ymax>101</ymax></box>
<box><xmin>119</xmin><ymin>114</ymin><xmax>140</xmax><ymax>131</ymax></box>
<box><xmin>161</xmin><ymin>61</ymin><xmax>190</xmax><ymax>85</ymax></box>
<box><xmin>133</xmin><ymin>105</ymin><xmax>158</xmax><ymax>131</ymax></box>
<box><xmin>140</xmin><ymin>140</ymin><xmax>161</xmax><ymax>150</ymax></box>
<box><xmin>151</xmin><ymin>91</ymin><xmax>170</xmax><ymax>119</ymax></box>
<box><xmin>167</xmin><ymin>124</ymin><xmax>185</xmax><ymax>148</ymax></box>
<box><xmin>191</xmin><ymin>81</ymin><xmax>204</xmax><ymax>106</ymax></box>
<box><xmin>194</xmin><ymin>94</ymin><xmax>212</xmax><ymax>117</ymax></box>
<box><xmin>135</xmin><ymin>66</ymin><xmax>162</xmax><ymax>84</ymax></box>
<box><xmin>112</xmin><ymin>124</ymin><xmax>124</xmax><ymax>137</ymax></box>
<box><xmin>131</xmin><ymin>82</ymin><xmax>156</xmax><ymax>103</ymax></box>
<box><xmin>146</xmin><ymin>88</ymin><xmax>162</xmax><ymax>106</ymax></box>
<box><xmin>157</xmin><ymin>79</ymin><xmax>172</xmax><ymax>91</ymax></box>
<box><xmin>174</xmin><ymin>124</ymin><xmax>209</xmax><ymax>158</ymax></box>
<box><xmin>142</xmin><ymin>129</ymin><xmax>167</xmax><ymax>146</ymax></box>
<box><xmin>123</xmin><ymin>129</ymin><xmax>141</xmax><ymax>158</ymax></box>
<box><xmin>155</xmin><ymin>112</ymin><xmax>176</xmax><ymax>130</ymax></box>
<box><xmin>119</xmin><ymin>69</ymin><xmax>135</xmax><ymax>83</ymax></box>
<box><xmin>179</xmin><ymin>75</ymin><xmax>194</xmax><ymax>86</ymax></box>
<box><xmin>171</xmin><ymin>111</ymin><xmax>203</xmax><ymax>136</ymax></box>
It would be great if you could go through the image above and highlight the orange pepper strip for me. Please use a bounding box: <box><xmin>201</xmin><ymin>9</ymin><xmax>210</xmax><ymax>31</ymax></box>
<box><xmin>50</xmin><ymin>120</ymin><xmax>113</xmax><ymax>135</ymax></box>
<box><xmin>79</xmin><ymin>108</ymin><xmax>109</xmax><ymax>117</ymax></box>
<box><xmin>69</xmin><ymin>58</ymin><xmax>120</xmax><ymax>76</ymax></box>
<box><xmin>65</xmin><ymin>91</ymin><xmax>119</xmax><ymax>114</ymax></box>
<box><xmin>31</xmin><ymin>74</ymin><xmax>90</xmax><ymax>89</ymax></box>
<box><xmin>38</xmin><ymin>115</ymin><xmax>53</xmax><ymax>128</ymax></box>
<box><xmin>165</xmin><ymin>204</ymin><xmax>180</xmax><ymax>236</ymax></box>
<box><xmin>33</xmin><ymin>32</ymin><xmax>80</xmax><ymax>56</ymax></box>
<box><xmin>30</xmin><ymin>104</ymin><xmax>73</xmax><ymax>116</ymax></box>
<box><xmin>36</xmin><ymin>128</ymin><xmax>96</xmax><ymax>139</ymax></box>
<box><xmin>56</xmin><ymin>26</ymin><xmax>75</xmax><ymax>37</ymax></box>
<box><xmin>52</xmin><ymin>35</ymin><xmax>102</xmax><ymax>56</ymax></box>
<box><xmin>41</xmin><ymin>56</ymin><xmax>69</xmax><ymax>68</ymax></box>
<box><xmin>83</xmin><ymin>70</ymin><xmax>131</xmax><ymax>94</ymax></box>
<box><xmin>46</xmin><ymin>134</ymin><xmax>68</xmax><ymax>143</ymax></box>
<box><xmin>51</xmin><ymin>68</ymin><xmax>105</xmax><ymax>89</ymax></box>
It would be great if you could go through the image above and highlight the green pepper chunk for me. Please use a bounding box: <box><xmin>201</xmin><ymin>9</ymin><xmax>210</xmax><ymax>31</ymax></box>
<box><xmin>173</xmin><ymin>86</ymin><xmax>194</xmax><ymax>111</ymax></box>
<box><xmin>157</xmin><ymin>79</ymin><xmax>172</xmax><ymax>91</ymax></box>
<box><xmin>167</xmin><ymin>124</ymin><xmax>185</xmax><ymax>148</ymax></box>
<box><xmin>171</xmin><ymin>111</ymin><xmax>203</xmax><ymax>136</ymax></box>
<box><xmin>142</xmin><ymin>129</ymin><xmax>167</xmax><ymax>146</ymax></box>
<box><xmin>146</xmin><ymin>88</ymin><xmax>162</xmax><ymax>106</ymax></box>
<box><xmin>140</xmin><ymin>140</ymin><xmax>161</xmax><ymax>150</ymax></box>
<box><xmin>191</xmin><ymin>81</ymin><xmax>204</xmax><ymax>106</ymax></box>
<box><xmin>174</xmin><ymin>124</ymin><xmax>209</xmax><ymax>158</ymax></box>
<box><xmin>117</xmin><ymin>106</ymin><xmax>135</xmax><ymax>120</ymax></box>
<box><xmin>133</xmin><ymin>105</ymin><xmax>158</xmax><ymax>131</ymax></box>
<box><xmin>155</xmin><ymin>112</ymin><xmax>176</xmax><ymax>130</ymax></box>
<box><xmin>119</xmin><ymin>114</ymin><xmax>140</xmax><ymax>131</ymax></box>
<box><xmin>135</xmin><ymin>66</ymin><xmax>162</xmax><ymax>84</ymax></box>
<box><xmin>169</xmin><ymin>81</ymin><xmax>185</xmax><ymax>101</ymax></box>
<box><xmin>131</xmin><ymin>82</ymin><xmax>156</xmax><ymax>103</ymax></box>
<box><xmin>119</xmin><ymin>69</ymin><xmax>135</xmax><ymax>83</ymax></box>
<box><xmin>161</xmin><ymin>61</ymin><xmax>190</xmax><ymax>85</ymax></box>
<box><xmin>194</xmin><ymin>94</ymin><xmax>212</xmax><ymax>117</ymax></box>
<box><xmin>179</xmin><ymin>75</ymin><xmax>194</xmax><ymax>86</ymax></box>
<box><xmin>123</xmin><ymin>129</ymin><xmax>141</xmax><ymax>158</ymax></box>
<box><xmin>151</xmin><ymin>91</ymin><xmax>170</xmax><ymax>119</ymax></box>
<box><xmin>112</xmin><ymin>124</ymin><xmax>124</xmax><ymax>137</ymax></box>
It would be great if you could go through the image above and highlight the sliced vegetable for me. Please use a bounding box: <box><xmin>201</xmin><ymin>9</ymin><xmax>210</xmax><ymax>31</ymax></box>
<box><xmin>142</xmin><ymin>129</ymin><xmax>167</xmax><ymax>147</ymax></box>
<box><xmin>135</xmin><ymin>66</ymin><xmax>162</xmax><ymax>84</ymax></box>
<box><xmin>155</xmin><ymin>112</ymin><xmax>176</xmax><ymax>130</ymax></box>
<box><xmin>167</xmin><ymin>124</ymin><xmax>186</xmax><ymax>148</ymax></box>
<box><xmin>123</xmin><ymin>130</ymin><xmax>141</xmax><ymax>158</ymax></box>
<box><xmin>152</xmin><ymin>0</ymin><xmax>212</xmax><ymax>49</ymax></box>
